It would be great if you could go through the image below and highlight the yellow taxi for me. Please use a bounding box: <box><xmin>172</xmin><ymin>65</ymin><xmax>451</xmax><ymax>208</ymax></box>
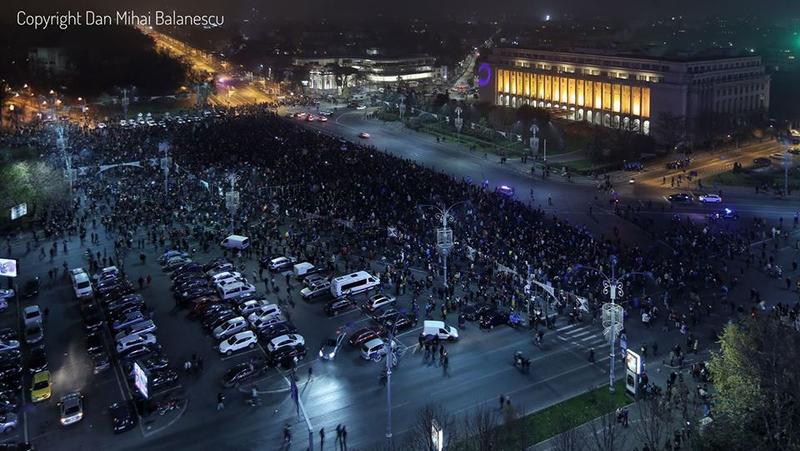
<box><xmin>30</xmin><ymin>370</ymin><xmax>52</xmax><ymax>402</ymax></box>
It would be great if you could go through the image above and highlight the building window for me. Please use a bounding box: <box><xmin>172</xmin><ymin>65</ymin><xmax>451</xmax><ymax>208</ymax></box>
<box><xmin>621</xmin><ymin>85</ymin><xmax>631</xmax><ymax>114</ymax></box>
<box><xmin>612</xmin><ymin>84</ymin><xmax>621</xmax><ymax>113</ymax></box>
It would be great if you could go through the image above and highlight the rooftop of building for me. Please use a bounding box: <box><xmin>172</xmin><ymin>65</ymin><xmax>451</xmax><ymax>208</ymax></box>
<box><xmin>494</xmin><ymin>46</ymin><xmax>760</xmax><ymax>63</ymax></box>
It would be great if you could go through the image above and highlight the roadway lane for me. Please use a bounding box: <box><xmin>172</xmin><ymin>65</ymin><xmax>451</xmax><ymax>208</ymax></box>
<box><xmin>293</xmin><ymin>109</ymin><xmax>652</xmax><ymax>246</ymax></box>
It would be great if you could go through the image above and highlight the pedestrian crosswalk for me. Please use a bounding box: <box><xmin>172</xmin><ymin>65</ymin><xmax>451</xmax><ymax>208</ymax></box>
<box><xmin>555</xmin><ymin>323</ymin><xmax>608</xmax><ymax>350</ymax></box>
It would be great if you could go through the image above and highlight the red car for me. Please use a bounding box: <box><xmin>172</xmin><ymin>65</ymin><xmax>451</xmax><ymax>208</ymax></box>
<box><xmin>348</xmin><ymin>325</ymin><xmax>386</xmax><ymax>348</ymax></box>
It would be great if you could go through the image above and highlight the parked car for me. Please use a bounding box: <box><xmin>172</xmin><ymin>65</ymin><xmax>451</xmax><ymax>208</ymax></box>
<box><xmin>268</xmin><ymin>346</ymin><xmax>307</xmax><ymax>368</ymax></box>
<box><xmin>212</xmin><ymin>317</ymin><xmax>248</xmax><ymax>340</ymax></box>
<box><xmin>58</xmin><ymin>392</ymin><xmax>84</xmax><ymax>426</ymax></box>
<box><xmin>30</xmin><ymin>370</ymin><xmax>52</xmax><ymax>402</ymax></box>
<box><xmin>0</xmin><ymin>413</ymin><xmax>17</xmax><ymax>434</ymax></box>
<box><xmin>20</xmin><ymin>278</ymin><xmax>40</xmax><ymax>299</ymax></box>
<box><xmin>24</xmin><ymin>323</ymin><xmax>43</xmax><ymax>345</ymax></box>
<box><xmin>360</xmin><ymin>338</ymin><xmax>394</xmax><ymax>360</ymax></box>
<box><xmin>266</xmin><ymin>334</ymin><xmax>305</xmax><ymax>354</ymax></box>
<box><xmin>249</xmin><ymin>315</ymin><xmax>287</xmax><ymax>331</ymax></box>
<box><xmin>0</xmin><ymin>362</ymin><xmax>20</xmax><ymax>380</ymax></box>
<box><xmin>479</xmin><ymin>310</ymin><xmax>508</xmax><ymax>329</ymax></box>
<box><xmin>324</xmin><ymin>298</ymin><xmax>356</xmax><ymax>316</ymax></box>
<box><xmin>22</xmin><ymin>305</ymin><xmax>42</xmax><ymax>327</ymax></box>
<box><xmin>0</xmin><ymin>329</ymin><xmax>17</xmax><ymax>344</ymax></box>
<box><xmin>0</xmin><ymin>341</ymin><xmax>19</xmax><ymax>353</ymax></box>
<box><xmin>116</xmin><ymin>333</ymin><xmax>157</xmax><ymax>355</ymax></box>
<box><xmin>268</xmin><ymin>256</ymin><xmax>296</xmax><ymax>272</ymax></box>
<box><xmin>753</xmin><ymin>157</ymin><xmax>771</xmax><ymax>167</ymax></box>
<box><xmin>27</xmin><ymin>346</ymin><xmax>48</xmax><ymax>374</ymax></box>
<box><xmin>111</xmin><ymin>311</ymin><xmax>149</xmax><ymax>332</ymax></box>
<box><xmin>382</xmin><ymin>314</ymin><xmax>413</xmax><ymax>332</ymax></box>
<box><xmin>348</xmin><ymin>325</ymin><xmax>386</xmax><ymax>348</ymax></box>
<box><xmin>218</xmin><ymin>330</ymin><xmax>258</xmax><ymax>356</ymax></box>
<box><xmin>91</xmin><ymin>349</ymin><xmax>111</xmax><ymax>374</ymax></box>
<box><xmin>372</xmin><ymin>308</ymin><xmax>400</xmax><ymax>323</ymax></box>
<box><xmin>0</xmin><ymin>290</ymin><xmax>13</xmax><ymax>302</ymax></box>
<box><xmin>118</xmin><ymin>344</ymin><xmax>162</xmax><ymax>363</ymax></box>
<box><xmin>86</xmin><ymin>332</ymin><xmax>104</xmax><ymax>354</ymax></box>
<box><xmin>238</xmin><ymin>300</ymin><xmax>272</xmax><ymax>317</ymax></box>
<box><xmin>258</xmin><ymin>323</ymin><xmax>297</xmax><ymax>342</ymax></box>
<box><xmin>221</xmin><ymin>359</ymin><xmax>268</xmax><ymax>388</ymax></box>
<box><xmin>363</xmin><ymin>294</ymin><xmax>396</xmax><ymax>313</ymax></box>
<box><xmin>246</xmin><ymin>305</ymin><xmax>281</xmax><ymax>324</ymax></box>
<box><xmin>461</xmin><ymin>303</ymin><xmax>492</xmax><ymax>321</ymax></box>
<box><xmin>149</xmin><ymin>369</ymin><xmax>179</xmax><ymax>392</ymax></box>
<box><xmin>110</xmin><ymin>401</ymin><xmax>138</xmax><ymax>434</ymax></box>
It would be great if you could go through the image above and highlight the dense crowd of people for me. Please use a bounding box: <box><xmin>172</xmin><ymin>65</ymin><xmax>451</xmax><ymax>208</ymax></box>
<box><xmin>3</xmin><ymin>103</ymin><xmax>799</xmax><ymax>449</ymax></box>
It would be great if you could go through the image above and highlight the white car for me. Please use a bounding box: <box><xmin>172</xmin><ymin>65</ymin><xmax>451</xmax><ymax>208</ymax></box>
<box><xmin>363</xmin><ymin>294</ymin><xmax>396</xmax><ymax>312</ymax></box>
<box><xmin>247</xmin><ymin>305</ymin><xmax>281</xmax><ymax>324</ymax></box>
<box><xmin>210</xmin><ymin>271</ymin><xmax>242</xmax><ymax>284</ymax></box>
<box><xmin>238</xmin><ymin>300</ymin><xmax>272</xmax><ymax>316</ymax></box>
<box><xmin>358</xmin><ymin>132</ymin><xmax>370</xmax><ymax>139</ymax></box>
<box><xmin>23</xmin><ymin>305</ymin><xmax>42</xmax><ymax>327</ymax></box>
<box><xmin>698</xmin><ymin>194</ymin><xmax>722</xmax><ymax>203</ymax></box>
<box><xmin>360</xmin><ymin>338</ymin><xmax>395</xmax><ymax>361</ymax></box>
<box><xmin>219</xmin><ymin>330</ymin><xmax>257</xmax><ymax>356</ymax></box>
<box><xmin>0</xmin><ymin>289</ymin><xmax>14</xmax><ymax>301</ymax></box>
<box><xmin>212</xmin><ymin>316</ymin><xmax>247</xmax><ymax>340</ymax></box>
<box><xmin>267</xmin><ymin>334</ymin><xmax>305</xmax><ymax>353</ymax></box>
<box><xmin>116</xmin><ymin>333</ymin><xmax>157</xmax><ymax>354</ymax></box>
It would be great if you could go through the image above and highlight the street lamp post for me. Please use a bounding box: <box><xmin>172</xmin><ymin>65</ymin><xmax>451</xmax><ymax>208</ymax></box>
<box><xmin>570</xmin><ymin>256</ymin><xmax>651</xmax><ymax>393</ymax></box>
<box><xmin>381</xmin><ymin>321</ymin><xmax>403</xmax><ymax>450</ymax></box>
<box><xmin>225</xmin><ymin>174</ymin><xmax>239</xmax><ymax>234</ymax></box>
<box><xmin>420</xmin><ymin>201</ymin><xmax>468</xmax><ymax>289</ymax></box>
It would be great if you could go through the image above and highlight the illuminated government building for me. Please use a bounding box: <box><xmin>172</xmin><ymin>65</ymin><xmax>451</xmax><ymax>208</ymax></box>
<box><xmin>478</xmin><ymin>48</ymin><xmax>770</xmax><ymax>138</ymax></box>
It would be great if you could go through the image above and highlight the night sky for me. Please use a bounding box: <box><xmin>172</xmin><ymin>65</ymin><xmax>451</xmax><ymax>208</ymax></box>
<box><xmin>1</xmin><ymin>0</ymin><xmax>797</xmax><ymax>22</ymax></box>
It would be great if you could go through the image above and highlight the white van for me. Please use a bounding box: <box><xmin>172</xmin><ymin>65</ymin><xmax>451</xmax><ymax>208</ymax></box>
<box><xmin>293</xmin><ymin>262</ymin><xmax>315</xmax><ymax>278</ymax></box>
<box><xmin>72</xmin><ymin>272</ymin><xmax>93</xmax><ymax>299</ymax></box>
<box><xmin>217</xmin><ymin>282</ymin><xmax>256</xmax><ymax>301</ymax></box>
<box><xmin>421</xmin><ymin>320</ymin><xmax>459</xmax><ymax>341</ymax></box>
<box><xmin>330</xmin><ymin>271</ymin><xmax>380</xmax><ymax>298</ymax></box>
<box><xmin>220</xmin><ymin>235</ymin><xmax>250</xmax><ymax>250</ymax></box>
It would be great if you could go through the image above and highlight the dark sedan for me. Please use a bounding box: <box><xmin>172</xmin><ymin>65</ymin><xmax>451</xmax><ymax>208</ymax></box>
<box><xmin>177</xmin><ymin>286</ymin><xmax>217</xmax><ymax>305</ymax></box>
<box><xmin>258</xmin><ymin>323</ymin><xmax>297</xmax><ymax>342</ymax></box>
<box><xmin>324</xmin><ymin>298</ymin><xmax>356</xmax><ymax>316</ymax></box>
<box><xmin>348</xmin><ymin>325</ymin><xmax>385</xmax><ymax>348</ymax></box>
<box><xmin>172</xmin><ymin>278</ymin><xmax>209</xmax><ymax>293</ymax></box>
<box><xmin>109</xmin><ymin>400</ymin><xmax>137</xmax><ymax>434</ymax></box>
<box><xmin>461</xmin><ymin>304</ymin><xmax>492</xmax><ymax>321</ymax></box>
<box><xmin>382</xmin><ymin>314</ymin><xmax>413</xmax><ymax>332</ymax></box>
<box><xmin>479</xmin><ymin>310</ymin><xmax>508</xmax><ymax>330</ymax></box>
<box><xmin>20</xmin><ymin>278</ymin><xmax>40</xmax><ymax>299</ymax></box>
<box><xmin>27</xmin><ymin>346</ymin><xmax>48</xmax><ymax>374</ymax></box>
<box><xmin>149</xmin><ymin>369</ymin><xmax>179</xmax><ymax>392</ymax></box>
<box><xmin>221</xmin><ymin>359</ymin><xmax>268</xmax><ymax>388</ymax></box>
<box><xmin>268</xmin><ymin>346</ymin><xmax>307</xmax><ymax>369</ymax></box>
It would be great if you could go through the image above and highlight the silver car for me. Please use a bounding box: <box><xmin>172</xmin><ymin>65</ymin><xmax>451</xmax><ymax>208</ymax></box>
<box><xmin>0</xmin><ymin>412</ymin><xmax>17</xmax><ymax>433</ymax></box>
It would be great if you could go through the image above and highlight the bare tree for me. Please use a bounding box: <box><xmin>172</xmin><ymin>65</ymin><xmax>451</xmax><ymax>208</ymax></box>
<box><xmin>635</xmin><ymin>397</ymin><xmax>673</xmax><ymax>450</ymax></box>
<box><xmin>583</xmin><ymin>406</ymin><xmax>627</xmax><ymax>451</ymax></box>
<box><xmin>551</xmin><ymin>409</ymin><xmax>582</xmax><ymax>451</ymax></box>
<box><xmin>460</xmin><ymin>405</ymin><xmax>499</xmax><ymax>451</ymax></box>
<box><xmin>403</xmin><ymin>404</ymin><xmax>455</xmax><ymax>451</ymax></box>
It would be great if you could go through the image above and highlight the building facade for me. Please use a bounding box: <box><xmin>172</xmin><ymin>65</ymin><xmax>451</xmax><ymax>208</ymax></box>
<box><xmin>478</xmin><ymin>48</ymin><xmax>770</xmax><ymax>138</ymax></box>
<box><xmin>293</xmin><ymin>55</ymin><xmax>444</xmax><ymax>85</ymax></box>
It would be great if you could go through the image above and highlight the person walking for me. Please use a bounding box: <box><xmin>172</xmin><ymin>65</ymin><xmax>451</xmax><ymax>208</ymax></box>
<box><xmin>341</xmin><ymin>425</ymin><xmax>347</xmax><ymax>450</ymax></box>
<box><xmin>216</xmin><ymin>392</ymin><xmax>225</xmax><ymax>411</ymax></box>
<box><xmin>319</xmin><ymin>427</ymin><xmax>325</xmax><ymax>451</ymax></box>
<box><xmin>335</xmin><ymin>424</ymin><xmax>342</xmax><ymax>450</ymax></box>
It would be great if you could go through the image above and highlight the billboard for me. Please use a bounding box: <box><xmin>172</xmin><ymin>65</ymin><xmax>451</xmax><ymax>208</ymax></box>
<box><xmin>133</xmin><ymin>361</ymin><xmax>149</xmax><ymax>399</ymax></box>
<box><xmin>10</xmin><ymin>203</ymin><xmax>27</xmax><ymax>220</ymax></box>
<box><xmin>0</xmin><ymin>259</ymin><xmax>17</xmax><ymax>278</ymax></box>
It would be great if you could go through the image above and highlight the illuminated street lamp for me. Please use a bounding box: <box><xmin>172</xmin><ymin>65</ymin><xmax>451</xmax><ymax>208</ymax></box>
<box><xmin>568</xmin><ymin>256</ymin><xmax>652</xmax><ymax>393</ymax></box>
<box><xmin>419</xmin><ymin>201</ymin><xmax>468</xmax><ymax>289</ymax></box>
